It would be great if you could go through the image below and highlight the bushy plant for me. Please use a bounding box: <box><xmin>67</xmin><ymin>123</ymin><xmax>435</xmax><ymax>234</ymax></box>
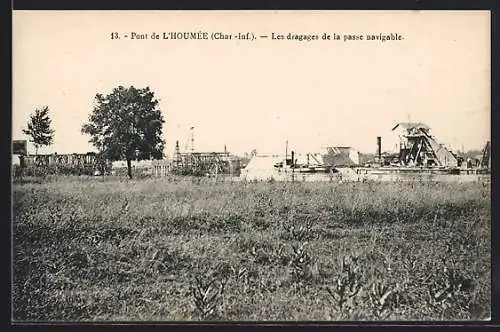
<box><xmin>12</xmin><ymin>178</ymin><xmax>490</xmax><ymax>321</ymax></box>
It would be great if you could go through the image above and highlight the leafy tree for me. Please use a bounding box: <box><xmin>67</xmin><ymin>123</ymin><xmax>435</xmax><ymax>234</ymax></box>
<box><xmin>23</xmin><ymin>106</ymin><xmax>55</xmax><ymax>156</ymax></box>
<box><xmin>81</xmin><ymin>86</ymin><xmax>165</xmax><ymax>179</ymax></box>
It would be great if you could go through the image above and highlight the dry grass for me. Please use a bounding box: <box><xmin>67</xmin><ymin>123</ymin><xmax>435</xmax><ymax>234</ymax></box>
<box><xmin>12</xmin><ymin>176</ymin><xmax>491</xmax><ymax>321</ymax></box>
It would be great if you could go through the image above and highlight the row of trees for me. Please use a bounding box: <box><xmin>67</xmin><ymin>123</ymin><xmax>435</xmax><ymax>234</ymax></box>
<box><xmin>22</xmin><ymin>86</ymin><xmax>165</xmax><ymax>179</ymax></box>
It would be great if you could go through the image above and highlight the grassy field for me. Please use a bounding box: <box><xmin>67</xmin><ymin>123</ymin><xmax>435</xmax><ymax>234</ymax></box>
<box><xmin>12</xmin><ymin>176</ymin><xmax>491</xmax><ymax>321</ymax></box>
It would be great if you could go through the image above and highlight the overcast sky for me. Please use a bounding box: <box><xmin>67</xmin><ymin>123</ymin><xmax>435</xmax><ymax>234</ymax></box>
<box><xmin>13</xmin><ymin>10</ymin><xmax>490</xmax><ymax>157</ymax></box>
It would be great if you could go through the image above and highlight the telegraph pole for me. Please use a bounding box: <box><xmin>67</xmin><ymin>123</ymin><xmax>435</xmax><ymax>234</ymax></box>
<box><xmin>190</xmin><ymin>126</ymin><xmax>195</xmax><ymax>153</ymax></box>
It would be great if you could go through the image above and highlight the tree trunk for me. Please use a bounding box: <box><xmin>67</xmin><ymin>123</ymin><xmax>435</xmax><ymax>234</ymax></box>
<box><xmin>34</xmin><ymin>145</ymin><xmax>39</xmax><ymax>168</ymax></box>
<box><xmin>126</xmin><ymin>158</ymin><xmax>133</xmax><ymax>179</ymax></box>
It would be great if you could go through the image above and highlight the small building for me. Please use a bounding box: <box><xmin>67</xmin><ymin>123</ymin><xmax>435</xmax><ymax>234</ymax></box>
<box><xmin>321</xmin><ymin>147</ymin><xmax>360</xmax><ymax>166</ymax></box>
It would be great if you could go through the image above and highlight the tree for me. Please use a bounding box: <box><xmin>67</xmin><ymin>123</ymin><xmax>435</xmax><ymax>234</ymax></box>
<box><xmin>23</xmin><ymin>106</ymin><xmax>55</xmax><ymax>156</ymax></box>
<box><xmin>81</xmin><ymin>86</ymin><xmax>165</xmax><ymax>179</ymax></box>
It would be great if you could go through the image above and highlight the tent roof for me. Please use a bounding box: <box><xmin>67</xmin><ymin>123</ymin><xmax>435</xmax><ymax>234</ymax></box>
<box><xmin>244</xmin><ymin>155</ymin><xmax>283</xmax><ymax>170</ymax></box>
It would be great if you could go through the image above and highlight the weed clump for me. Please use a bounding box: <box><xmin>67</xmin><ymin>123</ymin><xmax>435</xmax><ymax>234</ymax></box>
<box><xmin>12</xmin><ymin>178</ymin><xmax>490</xmax><ymax>321</ymax></box>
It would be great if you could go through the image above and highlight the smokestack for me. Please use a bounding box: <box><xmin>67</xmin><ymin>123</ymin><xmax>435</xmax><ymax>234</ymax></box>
<box><xmin>284</xmin><ymin>140</ymin><xmax>288</xmax><ymax>168</ymax></box>
<box><xmin>175</xmin><ymin>140</ymin><xmax>180</xmax><ymax>155</ymax></box>
<box><xmin>377</xmin><ymin>136</ymin><xmax>382</xmax><ymax>162</ymax></box>
<box><xmin>291</xmin><ymin>151</ymin><xmax>295</xmax><ymax>167</ymax></box>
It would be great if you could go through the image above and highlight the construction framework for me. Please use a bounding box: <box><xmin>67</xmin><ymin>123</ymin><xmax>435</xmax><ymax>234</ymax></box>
<box><xmin>171</xmin><ymin>141</ymin><xmax>240</xmax><ymax>176</ymax></box>
<box><xmin>480</xmin><ymin>141</ymin><xmax>491</xmax><ymax>169</ymax></box>
<box><xmin>393</xmin><ymin>124</ymin><xmax>458</xmax><ymax>167</ymax></box>
<box><xmin>171</xmin><ymin>152</ymin><xmax>240</xmax><ymax>176</ymax></box>
<box><xmin>22</xmin><ymin>152</ymin><xmax>112</xmax><ymax>174</ymax></box>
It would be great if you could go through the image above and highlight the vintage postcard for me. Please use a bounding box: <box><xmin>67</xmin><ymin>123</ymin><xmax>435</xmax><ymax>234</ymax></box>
<box><xmin>12</xmin><ymin>10</ymin><xmax>490</xmax><ymax>321</ymax></box>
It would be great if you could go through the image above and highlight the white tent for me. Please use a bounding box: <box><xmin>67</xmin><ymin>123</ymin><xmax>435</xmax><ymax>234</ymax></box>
<box><xmin>240</xmin><ymin>155</ymin><xmax>282</xmax><ymax>181</ymax></box>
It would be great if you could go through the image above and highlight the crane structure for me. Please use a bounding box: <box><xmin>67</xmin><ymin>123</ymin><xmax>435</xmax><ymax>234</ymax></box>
<box><xmin>171</xmin><ymin>125</ymin><xmax>242</xmax><ymax>176</ymax></box>
<box><xmin>480</xmin><ymin>141</ymin><xmax>491</xmax><ymax>169</ymax></box>
<box><xmin>393</xmin><ymin>123</ymin><xmax>458</xmax><ymax>167</ymax></box>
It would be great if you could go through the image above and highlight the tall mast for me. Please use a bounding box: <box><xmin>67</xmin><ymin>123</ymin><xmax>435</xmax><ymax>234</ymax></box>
<box><xmin>190</xmin><ymin>126</ymin><xmax>195</xmax><ymax>153</ymax></box>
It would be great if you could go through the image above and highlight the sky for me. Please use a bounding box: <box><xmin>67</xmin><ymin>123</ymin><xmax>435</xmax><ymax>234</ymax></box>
<box><xmin>12</xmin><ymin>10</ymin><xmax>490</xmax><ymax>157</ymax></box>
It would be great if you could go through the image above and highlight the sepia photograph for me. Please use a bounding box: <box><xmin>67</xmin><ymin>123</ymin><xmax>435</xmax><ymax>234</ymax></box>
<box><xmin>12</xmin><ymin>10</ymin><xmax>491</xmax><ymax>321</ymax></box>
